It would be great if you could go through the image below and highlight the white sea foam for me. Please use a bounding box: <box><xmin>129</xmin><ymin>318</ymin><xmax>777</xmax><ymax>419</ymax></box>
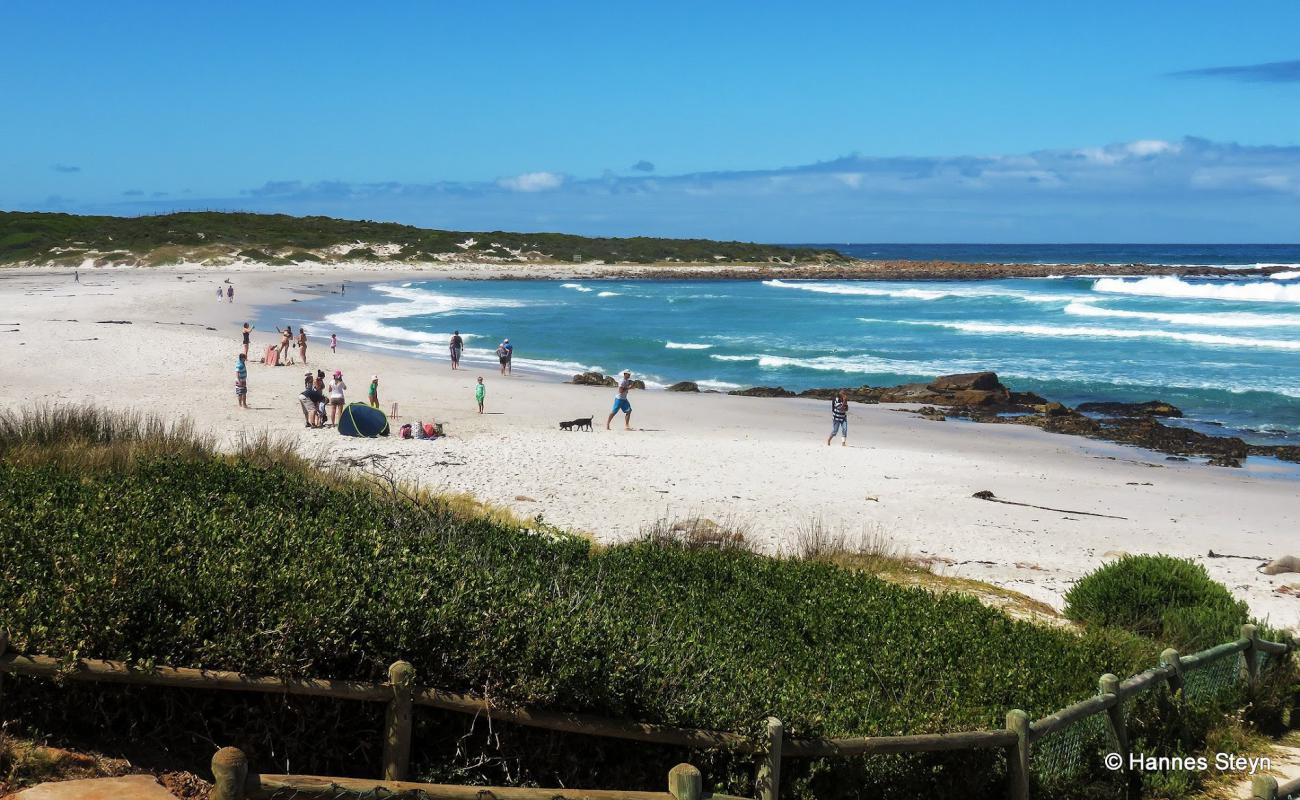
<box><xmin>1272</xmin><ymin>271</ymin><xmax>1300</xmax><ymax>281</ymax></box>
<box><xmin>1092</xmin><ymin>276</ymin><xmax>1300</xmax><ymax>304</ymax></box>
<box><xmin>665</xmin><ymin>341</ymin><xmax>713</xmax><ymax>350</ymax></box>
<box><xmin>1063</xmin><ymin>301</ymin><xmax>1300</xmax><ymax>328</ymax></box>
<box><xmin>887</xmin><ymin>319</ymin><xmax>1300</xmax><ymax>352</ymax></box>
<box><xmin>323</xmin><ymin>284</ymin><xmax>520</xmax><ymax>347</ymax></box>
<box><xmin>763</xmin><ymin>278</ymin><xmax>1073</xmax><ymax>304</ymax></box>
<box><xmin>562</xmin><ymin>282</ymin><xmax>594</xmax><ymax>292</ymax></box>
<box><xmin>597</xmin><ymin>291</ymin><xmax>621</xmax><ymax>297</ymax></box>
<box><xmin>694</xmin><ymin>379</ymin><xmax>743</xmax><ymax>391</ymax></box>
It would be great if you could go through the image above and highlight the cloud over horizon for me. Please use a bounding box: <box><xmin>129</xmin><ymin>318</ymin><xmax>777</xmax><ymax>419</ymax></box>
<box><xmin>1170</xmin><ymin>59</ymin><xmax>1300</xmax><ymax>83</ymax></box>
<box><xmin>30</xmin><ymin>136</ymin><xmax>1300</xmax><ymax>242</ymax></box>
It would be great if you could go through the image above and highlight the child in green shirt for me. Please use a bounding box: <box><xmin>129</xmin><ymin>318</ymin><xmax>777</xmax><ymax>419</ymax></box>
<box><xmin>475</xmin><ymin>376</ymin><xmax>485</xmax><ymax>414</ymax></box>
<box><xmin>368</xmin><ymin>375</ymin><xmax>379</xmax><ymax>408</ymax></box>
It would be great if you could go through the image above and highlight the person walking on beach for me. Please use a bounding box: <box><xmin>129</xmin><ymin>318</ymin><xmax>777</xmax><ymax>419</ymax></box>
<box><xmin>227</xmin><ymin>285</ymin><xmax>234</xmax><ymax>303</ymax></box>
<box><xmin>368</xmin><ymin>375</ymin><xmax>380</xmax><ymax>408</ymax></box>
<box><xmin>327</xmin><ymin>370</ymin><xmax>347</xmax><ymax>426</ymax></box>
<box><xmin>297</xmin><ymin>328</ymin><xmax>308</xmax><ymax>364</ymax></box>
<box><xmin>450</xmin><ymin>330</ymin><xmax>463</xmax><ymax>370</ymax></box>
<box><xmin>475</xmin><ymin>376</ymin><xmax>486</xmax><ymax>413</ymax></box>
<box><xmin>496</xmin><ymin>339</ymin><xmax>513</xmax><ymax>375</ymax></box>
<box><xmin>606</xmin><ymin>371</ymin><xmax>634</xmax><ymax>430</ymax></box>
<box><xmin>74</xmin><ymin>270</ymin><xmax>79</xmax><ymax>283</ymax></box>
<box><xmin>241</xmin><ymin>322</ymin><xmax>253</xmax><ymax>357</ymax></box>
<box><xmin>217</xmin><ymin>286</ymin><xmax>224</xmax><ymax>302</ymax></box>
<box><xmin>235</xmin><ymin>353</ymin><xmax>248</xmax><ymax>408</ymax></box>
<box><xmin>827</xmin><ymin>390</ymin><xmax>849</xmax><ymax>447</ymax></box>
<box><xmin>330</xmin><ymin>333</ymin><xmax>337</xmax><ymax>354</ymax></box>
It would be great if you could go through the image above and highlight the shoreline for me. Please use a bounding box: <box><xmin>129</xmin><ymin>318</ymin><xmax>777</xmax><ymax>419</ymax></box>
<box><xmin>7</xmin><ymin>257</ymin><xmax>1299</xmax><ymax>283</ymax></box>
<box><xmin>3</xmin><ymin>265</ymin><xmax>1297</xmax><ymax>632</ymax></box>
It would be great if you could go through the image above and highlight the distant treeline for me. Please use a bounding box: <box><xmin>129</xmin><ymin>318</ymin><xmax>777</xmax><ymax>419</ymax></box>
<box><xmin>0</xmin><ymin>210</ymin><xmax>845</xmax><ymax>265</ymax></box>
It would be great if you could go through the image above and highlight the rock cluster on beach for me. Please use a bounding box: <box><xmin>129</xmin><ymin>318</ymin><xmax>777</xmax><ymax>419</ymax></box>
<box><xmin>718</xmin><ymin>371</ymin><xmax>1300</xmax><ymax>467</ymax></box>
<box><xmin>570</xmin><ymin>371</ymin><xmax>645</xmax><ymax>390</ymax></box>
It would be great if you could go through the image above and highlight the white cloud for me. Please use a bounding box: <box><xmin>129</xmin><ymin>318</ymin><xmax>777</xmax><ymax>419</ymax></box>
<box><xmin>497</xmin><ymin>171</ymin><xmax>564</xmax><ymax>192</ymax></box>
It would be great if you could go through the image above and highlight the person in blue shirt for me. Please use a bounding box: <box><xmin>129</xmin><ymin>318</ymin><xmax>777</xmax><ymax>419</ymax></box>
<box><xmin>235</xmin><ymin>353</ymin><xmax>248</xmax><ymax>409</ymax></box>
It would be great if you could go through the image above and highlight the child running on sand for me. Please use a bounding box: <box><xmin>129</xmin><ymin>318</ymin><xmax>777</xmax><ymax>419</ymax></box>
<box><xmin>235</xmin><ymin>353</ymin><xmax>248</xmax><ymax>408</ymax></box>
<box><xmin>827</xmin><ymin>390</ymin><xmax>849</xmax><ymax>447</ymax></box>
<box><xmin>330</xmin><ymin>333</ymin><xmax>337</xmax><ymax>353</ymax></box>
<box><xmin>475</xmin><ymin>376</ymin><xmax>485</xmax><ymax>413</ymax></box>
<box><xmin>369</xmin><ymin>375</ymin><xmax>380</xmax><ymax>408</ymax></box>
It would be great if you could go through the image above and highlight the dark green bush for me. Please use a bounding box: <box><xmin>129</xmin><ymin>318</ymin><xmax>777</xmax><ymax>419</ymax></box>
<box><xmin>0</xmin><ymin>453</ymin><xmax>1161</xmax><ymax>797</ymax></box>
<box><xmin>1062</xmin><ymin>555</ymin><xmax>1248</xmax><ymax>650</ymax></box>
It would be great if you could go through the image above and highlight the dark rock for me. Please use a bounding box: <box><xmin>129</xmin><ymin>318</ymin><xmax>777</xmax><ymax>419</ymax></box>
<box><xmin>728</xmin><ymin>386</ymin><xmax>797</xmax><ymax>398</ymax></box>
<box><xmin>1166</xmin><ymin>456</ymin><xmax>1189</xmax><ymax>462</ymax></box>
<box><xmin>928</xmin><ymin>371</ymin><xmax>1003</xmax><ymax>392</ymax></box>
<box><xmin>1100</xmin><ymin>417</ymin><xmax>1248</xmax><ymax>460</ymax></box>
<box><xmin>630</xmin><ymin>379</ymin><xmax>646</xmax><ymax>390</ymax></box>
<box><xmin>1247</xmin><ymin>444</ymin><xmax>1300</xmax><ymax>463</ymax></box>
<box><xmin>916</xmin><ymin>406</ymin><xmax>946</xmax><ymax>421</ymax></box>
<box><xmin>571</xmin><ymin>371</ymin><xmax>616</xmax><ymax>387</ymax></box>
<box><xmin>667</xmin><ymin>381</ymin><xmax>700</xmax><ymax>392</ymax></box>
<box><xmin>1076</xmin><ymin>400</ymin><xmax>1183</xmax><ymax>418</ymax></box>
<box><xmin>1038</xmin><ymin>402</ymin><xmax>1072</xmax><ymax>417</ymax></box>
<box><xmin>1208</xmin><ymin>455</ymin><xmax>1243</xmax><ymax>468</ymax></box>
<box><xmin>949</xmin><ymin>389</ymin><xmax>1007</xmax><ymax>407</ymax></box>
<box><xmin>877</xmin><ymin>383</ymin><xmax>947</xmax><ymax>404</ymax></box>
<box><xmin>798</xmin><ymin>385</ymin><xmax>881</xmax><ymax>403</ymax></box>
<box><xmin>1008</xmin><ymin>391</ymin><xmax>1049</xmax><ymax>406</ymax></box>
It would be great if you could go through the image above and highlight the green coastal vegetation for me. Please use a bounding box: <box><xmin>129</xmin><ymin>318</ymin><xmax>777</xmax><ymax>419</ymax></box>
<box><xmin>0</xmin><ymin>408</ymin><xmax>1294</xmax><ymax>798</ymax></box>
<box><xmin>0</xmin><ymin>210</ymin><xmax>844</xmax><ymax>267</ymax></box>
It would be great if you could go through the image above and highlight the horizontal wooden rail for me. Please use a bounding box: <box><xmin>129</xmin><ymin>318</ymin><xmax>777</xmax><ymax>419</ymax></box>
<box><xmin>1180</xmin><ymin>639</ymin><xmax>1247</xmax><ymax>670</ymax></box>
<box><xmin>1257</xmin><ymin>638</ymin><xmax>1290</xmax><ymax>656</ymax></box>
<box><xmin>0</xmin><ymin>653</ymin><xmax>390</xmax><ymax>701</ymax></box>
<box><xmin>1280</xmin><ymin>774</ymin><xmax>1300</xmax><ymax>799</ymax></box>
<box><xmin>1116</xmin><ymin>665</ymin><xmax>1172</xmax><ymax>699</ymax></box>
<box><xmin>1029</xmin><ymin>694</ymin><xmax>1114</xmax><ymax>742</ymax></box>
<box><xmin>413</xmin><ymin>686</ymin><xmax>755</xmax><ymax>752</ymax></box>
<box><xmin>248</xmin><ymin>774</ymin><xmax>688</xmax><ymax>800</ymax></box>
<box><xmin>782</xmin><ymin>729</ymin><xmax>1015</xmax><ymax>757</ymax></box>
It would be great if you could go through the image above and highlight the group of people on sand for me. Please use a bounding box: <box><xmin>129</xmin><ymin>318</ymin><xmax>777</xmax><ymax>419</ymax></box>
<box><xmin>295</xmin><ymin>368</ymin><xmax>379</xmax><ymax>428</ymax></box>
<box><xmin>446</xmin><ymin>329</ymin><xmax>513</xmax><ymax>378</ymax></box>
<box><xmin>217</xmin><ymin>284</ymin><xmax>234</xmax><ymax>303</ymax></box>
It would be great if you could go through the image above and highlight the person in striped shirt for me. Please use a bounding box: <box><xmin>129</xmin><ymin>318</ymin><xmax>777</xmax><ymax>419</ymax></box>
<box><xmin>235</xmin><ymin>353</ymin><xmax>249</xmax><ymax>409</ymax></box>
<box><xmin>827</xmin><ymin>389</ymin><xmax>848</xmax><ymax>446</ymax></box>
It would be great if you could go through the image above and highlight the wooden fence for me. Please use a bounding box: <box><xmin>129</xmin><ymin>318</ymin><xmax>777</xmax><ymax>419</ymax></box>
<box><xmin>0</xmin><ymin>625</ymin><xmax>1292</xmax><ymax>800</ymax></box>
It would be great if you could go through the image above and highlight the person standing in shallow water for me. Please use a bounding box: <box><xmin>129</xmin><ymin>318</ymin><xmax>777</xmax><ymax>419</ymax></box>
<box><xmin>827</xmin><ymin>390</ymin><xmax>849</xmax><ymax>447</ymax></box>
<box><xmin>606</xmin><ymin>370</ymin><xmax>634</xmax><ymax>430</ymax></box>
<box><xmin>449</xmin><ymin>330</ymin><xmax>463</xmax><ymax>370</ymax></box>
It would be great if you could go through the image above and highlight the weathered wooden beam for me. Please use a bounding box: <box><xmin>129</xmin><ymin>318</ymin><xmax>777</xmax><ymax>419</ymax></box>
<box><xmin>755</xmin><ymin>717</ymin><xmax>782</xmax><ymax>800</ymax></box>
<box><xmin>211</xmin><ymin>747</ymin><xmax>249</xmax><ymax>800</ymax></box>
<box><xmin>383</xmin><ymin>660</ymin><xmax>415</xmax><ymax>781</ymax></box>
<box><xmin>1005</xmin><ymin>709</ymin><xmax>1030</xmax><ymax>800</ymax></box>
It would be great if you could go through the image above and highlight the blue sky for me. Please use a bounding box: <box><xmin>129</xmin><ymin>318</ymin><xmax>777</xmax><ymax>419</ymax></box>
<box><xmin>3</xmin><ymin>0</ymin><xmax>1299</xmax><ymax>241</ymax></box>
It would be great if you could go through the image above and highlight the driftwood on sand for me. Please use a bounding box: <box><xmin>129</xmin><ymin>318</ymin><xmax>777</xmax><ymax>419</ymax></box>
<box><xmin>970</xmin><ymin>490</ymin><xmax>1128</xmax><ymax>520</ymax></box>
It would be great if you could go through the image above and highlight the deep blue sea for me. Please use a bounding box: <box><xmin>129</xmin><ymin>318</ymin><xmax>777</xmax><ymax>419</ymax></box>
<box><xmin>265</xmin><ymin>248</ymin><xmax>1300</xmax><ymax>446</ymax></box>
<box><xmin>809</xmin><ymin>243</ymin><xmax>1300</xmax><ymax>267</ymax></box>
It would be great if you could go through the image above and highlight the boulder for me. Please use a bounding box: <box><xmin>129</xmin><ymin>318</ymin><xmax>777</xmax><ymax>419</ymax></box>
<box><xmin>928</xmin><ymin>371</ymin><xmax>1003</xmax><ymax>392</ymax></box>
<box><xmin>1076</xmin><ymin>400</ymin><xmax>1183</xmax><ymax>418</ymax></box>
<box><xmin>1036</xmin><ymin>402</ymin><xmax>1072</xmax><ymax>417</ymax></box>
<box><xmin>667</xmin><ymin>381</ymin><xmax>700</xmax><ymax>392</ymax></box>
<box><xmin>571</xmin><ymin>371</ymin><xmax>616</xmax><ymax>387</ymax></box>
<box><xmin>630</xmin><ymin>379</ymin><xmax>646</xmax><ymax>390</ymax></box>
<box><xmin>916</xmin><ymin>406</ymin><xmax>946</xmax><ymax>421</ymax></box>
<box><xmin>948</xmin><ymin>389</ymin><xmax>1007</xmax><ymax>407</ymax></box>
<box><xmin>1207</xmin><ymin>455</ymin><xmax>1242</xmax><ymax>468</ymax></box>
<box><xmin>877</xmin><ymin>383</ymin><xmax>947</xmax><ymax>404</ymax></box>
<box><xmin>728</xmin><ymin>386</ymin><xmax>797</xmax><ymax>398</ymax></box>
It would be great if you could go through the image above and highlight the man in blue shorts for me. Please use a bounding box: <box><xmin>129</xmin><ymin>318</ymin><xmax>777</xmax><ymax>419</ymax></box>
<box><xmin>606</xmin><ymin>370</ymin><xmax>634</xmax><ymax>430</ymax></box>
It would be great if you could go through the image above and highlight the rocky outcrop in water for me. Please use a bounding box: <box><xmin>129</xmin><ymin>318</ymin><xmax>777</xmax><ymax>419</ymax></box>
<box><xmin>1077</xmin><ymin>400</ymin><xmax>1183</xmax><ymax>418</ymax></box>
<box><xmin>728</xmin><ymin>386</ymin><xmax>797</xmax><ymax>398</ymax></box>
<box><xmin>571</xmin><ymin>371</ymin><xmax>616</xmax><ymax>387</ymax></box>
<box><xmin>667</xmin><ymin>381</ymin><xmax>700</xmax><ymax>392</ymax></box>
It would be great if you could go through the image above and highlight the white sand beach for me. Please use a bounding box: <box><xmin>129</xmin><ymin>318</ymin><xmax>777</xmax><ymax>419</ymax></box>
<box><xmin>3</xmin><ymin>265</ymin><xmax>1298</xmax><ymax>631</ymax></box>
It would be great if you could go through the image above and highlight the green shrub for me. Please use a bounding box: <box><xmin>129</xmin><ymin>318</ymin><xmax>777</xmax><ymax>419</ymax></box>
<box><xmin>1063</xmin><ymin>555</ymin><xmax>1248</xmax><ymax>650</ymax></box>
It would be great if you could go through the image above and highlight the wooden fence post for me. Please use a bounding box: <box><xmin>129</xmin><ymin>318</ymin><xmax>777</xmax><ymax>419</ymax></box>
<box><xmin>0</xmin><ymin>630</ymin><xmax>8</xmax><ymax>712</ymax></box>
<box><xmin>383</xmin><ymin>660</ymin><xmax>415</xmax><ymax>781</ymax></box>
<box><xmin>210</xmin><ymin>746</ymin><xmax>248</xmax><ymax>800</ymax></box>
<box><xmin>1098</xmin><ymin>674</ymin><xmax>1129</xmax><ymax>778</ymax></box>
<box><xmin>1159</xmin><ymin>648</ymin><xmax>1184</xmax><ymax>695</ymax></box>
<box><xmin>1252</xmin><ymin>774</ymin><xmax>1279</xmax><ymax>800</ymax></box>
<box><xmin>1242</xmin><ymin>624</ymin><xmax>1260</xmax><ymax>688</ymax></box>
<box><xmin>668</xmin><ymin>763</ymin><xmax>702</xmax><ymax>800</ymax></box>
<box><xmin>755</xmin><ymin>716</ymin><xmax>783</xmax><ymax>800</ymax></box>
<box><xmin>1005</xmin><ymin>709</ymin><xmax>1030</xmax><ymax>800</ymax></box>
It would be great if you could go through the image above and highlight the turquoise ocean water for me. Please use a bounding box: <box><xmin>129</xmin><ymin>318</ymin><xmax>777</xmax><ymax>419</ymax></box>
<box><xmin>265</xmin><ymin>272</ymin><xmax>1300</xmax><ymax>445</ymax></box>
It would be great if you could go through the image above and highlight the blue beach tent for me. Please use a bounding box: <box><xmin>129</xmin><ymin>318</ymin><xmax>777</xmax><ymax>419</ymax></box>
<box><xmin>338</xmin><ymin>402</ymin><xmax>390</xmax><ymax>437</ymax></box>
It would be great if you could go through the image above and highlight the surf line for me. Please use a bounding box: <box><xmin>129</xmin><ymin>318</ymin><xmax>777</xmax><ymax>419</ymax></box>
<box><xmin>971</xmin><ymin>490</ymin><xmax>1128</xmax><ymax>520</ymax></box>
